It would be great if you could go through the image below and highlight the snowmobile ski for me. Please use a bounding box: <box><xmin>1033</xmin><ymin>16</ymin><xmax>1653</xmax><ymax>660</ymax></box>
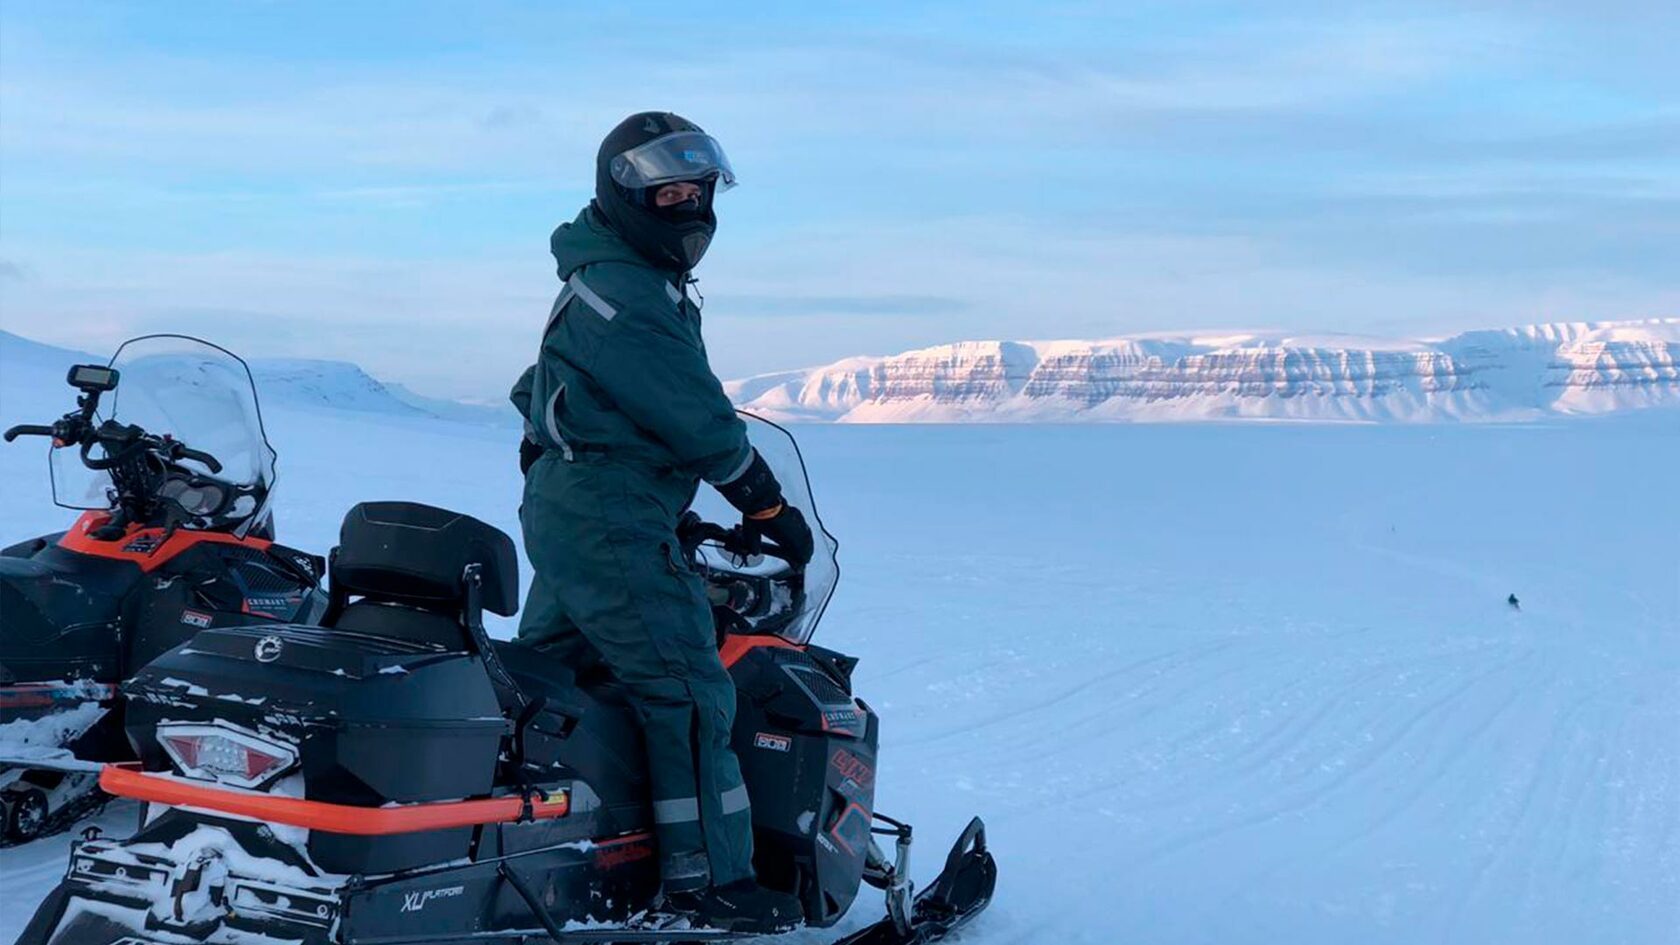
<box><xmin>836</xmin><ymin>817</ymin><xmax>997</xmax><ymax>945</ymax></box>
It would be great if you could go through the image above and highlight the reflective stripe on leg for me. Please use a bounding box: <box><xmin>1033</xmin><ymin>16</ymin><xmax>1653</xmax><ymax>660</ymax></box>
<box><xmin>654</xmin><ymin>796</ymin><xmax>701</xmax><ymax>824</ymax></box>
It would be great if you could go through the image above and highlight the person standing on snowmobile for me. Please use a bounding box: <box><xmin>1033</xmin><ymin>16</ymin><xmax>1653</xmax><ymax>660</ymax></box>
<box><xmin>509</xmin><ymin>111</ymin><xmax>814</xmax><ymax>934</ymax></box>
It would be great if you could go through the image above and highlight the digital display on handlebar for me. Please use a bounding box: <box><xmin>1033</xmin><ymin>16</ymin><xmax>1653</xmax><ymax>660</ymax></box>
<box><xmin>67</xmin><ymin>364</ymin><xmax>119</xmax><ymax>392</ymax></box>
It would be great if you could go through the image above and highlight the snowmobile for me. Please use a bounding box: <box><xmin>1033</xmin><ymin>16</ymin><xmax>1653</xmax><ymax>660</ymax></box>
<box><xmin>14</xmin><ymin>416</ymin><xmax>996</xmax><ymax>945</ymax></box>
<box><xmin>0</xmin><ymin>335</ymin><xmax>326</xmax><ymax>845</ymax></box>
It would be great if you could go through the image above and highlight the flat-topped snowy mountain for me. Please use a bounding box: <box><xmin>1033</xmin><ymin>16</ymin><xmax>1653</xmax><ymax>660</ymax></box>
<box><xmin>726</xmin><ymin>319</ymin><xmax>1680</xmax><ymax>423</ymax></box>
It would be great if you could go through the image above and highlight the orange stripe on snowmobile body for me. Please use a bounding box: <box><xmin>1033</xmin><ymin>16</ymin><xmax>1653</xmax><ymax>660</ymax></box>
<box><xmin>718</xmin><ymin>633</ymin><xmax>801</xmax><ymax>669</ymax></box>
<box><xmin>100</xmin><ymin>765</ymin><xmax>570</xmax><ymax>834</ymax></box>
<box><xmin>59</xmin><ymin>511</ymin><xmax>271</xmax><ymax>573</ymax></box>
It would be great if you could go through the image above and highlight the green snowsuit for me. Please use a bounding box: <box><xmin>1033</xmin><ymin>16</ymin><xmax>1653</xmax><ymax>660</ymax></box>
<box><xmin>510</xmin><ymin>205</ymin><xmax>756</xmax><ymax>890</ymax></box>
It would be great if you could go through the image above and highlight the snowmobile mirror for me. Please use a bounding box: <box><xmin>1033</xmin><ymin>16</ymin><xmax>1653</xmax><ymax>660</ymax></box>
<box><xmin>66</xmin><ymin>364</ymin><xmax>119</xmax><ymax>394</ymax></box>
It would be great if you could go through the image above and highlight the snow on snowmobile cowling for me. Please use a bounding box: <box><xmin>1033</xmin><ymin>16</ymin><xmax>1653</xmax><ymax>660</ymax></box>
<box><xmin>0</xmin><ymin>336</ymin><xmax>326</xmax><ymax>846</ymax></box>
<box><xmin>15</xmin><ymin>415</ymin><xmax>996</xmax><ymax>945</ymax></box>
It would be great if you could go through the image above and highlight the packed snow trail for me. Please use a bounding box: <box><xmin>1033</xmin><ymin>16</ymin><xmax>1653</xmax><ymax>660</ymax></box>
<box><xmin>2</xmin><ymin>352</ymin><xmax>1675</xmax><ymax>943</ymax></box>
<box><xmin>806</xmin><ymin>422</ymin><xmax>1677</xmax><ymax>945</ymax></box>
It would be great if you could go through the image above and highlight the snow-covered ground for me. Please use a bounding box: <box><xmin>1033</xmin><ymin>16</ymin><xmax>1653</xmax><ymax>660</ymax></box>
<box><xmin>2</xmin><ymin>341</ymin><xmax>1677</xmax><ymax>944</ymax></box>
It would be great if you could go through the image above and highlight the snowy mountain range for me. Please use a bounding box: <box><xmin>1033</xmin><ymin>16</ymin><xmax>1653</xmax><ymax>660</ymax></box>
<box><xmin>5</xmin><ymin>320</ymin><xmax>1676</xmax><ymax>426</ymax></box>
<box><xmin>0</xmin><ymin>331</ymin><xmax>517</xmax><ymax>427</ymax></box>
<box><xmin>725</xmin><ymin>319</ymin><xmax>1680</xmax><ymax>423</ymax></box>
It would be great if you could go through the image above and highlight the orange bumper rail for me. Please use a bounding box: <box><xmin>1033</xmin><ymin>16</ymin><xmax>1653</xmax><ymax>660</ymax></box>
<box><xmin>100</xmin><ymin>765</ymin><xmax>569</xmax><ymax>835</ymax></box>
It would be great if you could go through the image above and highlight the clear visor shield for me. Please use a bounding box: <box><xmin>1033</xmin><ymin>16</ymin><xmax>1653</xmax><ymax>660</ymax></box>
<box><xmin>690</xmin><ymin>413</ymin><xmax>839</xmax><ymax>645</ymax></box>
<box><xmin>609</xmin><ymin>131</ymin><xmax>738</xmax><ymax>191</ymax></box>
<box><xmin>51</xmin><ymin>335</ymin><xmax>278</xmax><ymax>530</ymax></box>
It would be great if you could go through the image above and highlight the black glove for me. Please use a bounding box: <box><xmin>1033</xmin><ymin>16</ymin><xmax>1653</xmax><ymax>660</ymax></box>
<box><xmin>714</xmin><ymin>449</ymin><xmax>782</xmax><ymax>515</ymax></box>
<box><xmin>743</xmin><ymin>503</ymin><xmax>815</xmax><ymax>567</ymax></box>
<box><xmin>519</xmin><ymin>436</ymin><xmax>543</xmax><ymax>475</ymax></box>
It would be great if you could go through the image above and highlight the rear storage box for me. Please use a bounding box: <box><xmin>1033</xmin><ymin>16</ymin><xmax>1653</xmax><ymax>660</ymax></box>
<box><xmin>123</xmin><ymin>501</ymin><xmax>524</xmax><ymax>875</ymax></box>
<box><xmin>125</xmin><ymin>623</ymin><xmax>509</xmax><ymax>874</ymax></box>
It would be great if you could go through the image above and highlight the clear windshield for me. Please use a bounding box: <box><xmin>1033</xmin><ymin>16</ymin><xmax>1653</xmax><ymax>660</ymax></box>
<box><xmin>51</xmin><ymin>335</ymin><xmax>277</xmax><ymax>535</ymax></box>
<box><xmin>689</xmin><ymin>413</ymin><xmax>839</xmax><ymax>645</ymax></box>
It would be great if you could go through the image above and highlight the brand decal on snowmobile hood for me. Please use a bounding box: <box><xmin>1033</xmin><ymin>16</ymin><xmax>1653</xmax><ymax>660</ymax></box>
<box><xmin>243</xmin><ymin>593</ymin><xmax>304</xmax><ymax>619</ymax></box>
<box><xmin>253</xmin><ymin>635</ymin><xmax>284</xmax><ymax>663</ymax></box>
<box><xmin>830</xmin><ymin>748</ymin><xmax>875</xmax><ymax>789</ymax></box>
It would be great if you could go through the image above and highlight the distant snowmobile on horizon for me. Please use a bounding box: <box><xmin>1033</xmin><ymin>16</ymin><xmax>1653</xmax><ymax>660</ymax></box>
<box><xmin>14</xmin><ymin>414</ymin><xmax>996</xmax><ymax>945</ymax></box>
<box><xmin>0</xmin><ymin>335</ymin><xmax>326</xmax><ymax>845</ymax></box>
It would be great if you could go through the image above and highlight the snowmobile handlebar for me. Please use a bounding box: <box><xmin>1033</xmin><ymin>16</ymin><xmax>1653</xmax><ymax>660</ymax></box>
<box><xmin>175</xmin><ymin>444</ymin><xmax>224</xmax><ymax>473</ymax></box>
<box><xmin>6</xmin><ymin>391</ymin><xmax>224</xmax><ymax>475</ymax></box>
<box><xmin>679</xmin><ymin>515</ymin><xmax>801</xmax><ymax>568</ymax></box>
<box><xmin>76</xmin><ymin>423</ymin><xmax>224</xmax><ymax>475</ymax></box>
<box><xmin>3</xmin><ymin>424</ymin><xmax>55</xmax><ymax>442</ymax></box>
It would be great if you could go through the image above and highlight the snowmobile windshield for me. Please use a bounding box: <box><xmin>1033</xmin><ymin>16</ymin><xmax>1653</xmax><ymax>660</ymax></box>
<box><xmin>50</xmin><ymin>335</ymin><xmax>278</xmax><ymax>536</ymax></box>
<box><xmin>689</xmin><ymin>413</ymin><xmax>838</xmax><ymax>645</ymax></box>
<box><xmin>608</xmin><ymin>131</ymin><xmax>738</xmax><ymax>191</ymax></box>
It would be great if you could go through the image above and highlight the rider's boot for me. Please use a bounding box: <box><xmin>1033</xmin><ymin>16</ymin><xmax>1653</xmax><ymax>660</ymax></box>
<box><xmin>667</xmin><ymin>878</ymin><xmax>802</xmax><ymax>934</ymax></box>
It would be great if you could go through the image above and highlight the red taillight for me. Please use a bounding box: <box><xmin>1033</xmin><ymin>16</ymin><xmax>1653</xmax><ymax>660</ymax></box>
<box><xmin>158</xmin><ymin>723</ymin><xmax>296</xmax><ymax>789</ymax></box>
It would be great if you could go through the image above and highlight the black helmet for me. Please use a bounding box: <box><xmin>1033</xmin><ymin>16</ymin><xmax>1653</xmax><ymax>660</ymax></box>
<box><xmin>594</xmin><ymin>111</ymin><xmax>737</xmax><ymax>272</ymax></box>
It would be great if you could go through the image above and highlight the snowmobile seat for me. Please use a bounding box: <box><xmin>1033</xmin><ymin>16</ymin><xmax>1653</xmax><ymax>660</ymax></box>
<box><xmin>330</xmin><ymin>501</ymin><xmax>519</xmax><ymax>617</ymax></box>
<box><xmin>490</xmin><ymin>640</ymin><xmax>649</xmax><ymax>827</ymax></box>
<box><xmin>330</xmin><ymin>599</ymin><xmax>470</xmax><ymax>651</ymax></box>
<box><xmin>494</xmin><ymin>640</ymin><xmax>583</xmax><ymax>708</ymax></box>
<box><xmin>494</xmin><ymin>641</ymin><xmax>636</xmax><ymax>716</ymax></box>
<box><xmin>324</xmin><ymin>503</ymin><xmax>529</xmax><ymax>721</ymax></box>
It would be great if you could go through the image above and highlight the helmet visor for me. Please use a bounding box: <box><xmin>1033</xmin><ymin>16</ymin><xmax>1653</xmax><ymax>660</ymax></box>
<box><xmin>609</xmin><ymin>131</ymin><xmax>738</xmax><ymax>191</ymax></box>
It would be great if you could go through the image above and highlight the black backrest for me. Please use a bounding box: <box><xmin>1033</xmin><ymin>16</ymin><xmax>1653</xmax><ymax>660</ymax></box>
<box><xmin>332</xmin><ymin>502</ymin><xmax>519</xmax><ymax>617</ymax></box>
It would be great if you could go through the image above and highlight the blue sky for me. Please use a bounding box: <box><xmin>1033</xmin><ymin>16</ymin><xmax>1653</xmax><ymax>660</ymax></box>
<box><xmin>1</xmin><ymin>1</ymin><xmax>1675</xmax><ymax>399</ymax></box>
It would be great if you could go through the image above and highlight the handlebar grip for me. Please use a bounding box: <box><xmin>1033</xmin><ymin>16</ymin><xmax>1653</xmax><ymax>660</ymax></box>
<box><xmin>714</xmin><ymin>524</ymin><xmax>801</xmax><ymax>568</ymax></box>
<box><xmin>177</xmin><ymin>446</ymin><xmax>223</xmax><ymax>474</ymax></box>
<box><xmin>3</xmin><ymin>424</ymin><xmax>55</xmax><ymax>442</ymax></box>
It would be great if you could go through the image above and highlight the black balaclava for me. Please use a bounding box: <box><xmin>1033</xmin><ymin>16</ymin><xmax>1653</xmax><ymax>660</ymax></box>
<box><xmin>594</xmin><ymin>111</ymin><xmax>719</xmax><ymax>272</ymax></box>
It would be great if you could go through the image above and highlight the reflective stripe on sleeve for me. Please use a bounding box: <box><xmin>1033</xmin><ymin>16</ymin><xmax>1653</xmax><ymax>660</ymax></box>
<box><xmin>543</xmin><ymin>385</ymin><xmax>574</xmax><ymax>462</ymax></box>
<box><xmin>709</xmin><ymin>448</ymin><xmax>756</xmax><ymax>486</ymax></box>
<box><xmin>543</xmin><ymin>284</ymin><xmax>575</xmax><ymax>335</ymax></box>
<box><xmin>720</xmin><ymin>784</ymin><xmax>751</xmax><ymax>816</ymax></box>
<box><xmin>569</xmin><ymin>277</ymin><xmax>617</xmax><ymax>320</ymax></box>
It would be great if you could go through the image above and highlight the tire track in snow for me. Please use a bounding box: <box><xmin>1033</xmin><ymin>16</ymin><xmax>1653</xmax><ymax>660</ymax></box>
<box><xmin>1119</xmin><ymin>656</ymin><xmax>1530</xmax><ymax>875</ymax></box>
<box><xmin>991</xmin><ymin>641</ymin><xmax>1303</xmax><ymax>772</ymax></box>
<box><xmin>1440</xmin><ymin>670</ymin><xmax>1647</xmax><ymax>944</ymax></box>
<box><xmin>891</xmin><ymin>639</ymin><xmax>1236</xmax><ymax>751</ymax></box>
<box><xmin>1201</xmin><ymin>656</ymin><xmax>1540</xmax><ymax>938</ymax></box>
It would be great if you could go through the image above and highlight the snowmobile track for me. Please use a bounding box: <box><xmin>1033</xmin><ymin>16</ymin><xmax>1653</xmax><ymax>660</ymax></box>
<box><xmin>0</xmin><ymin>786</ymin><xmax>109</xmax><ymax>849</ymax></box>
